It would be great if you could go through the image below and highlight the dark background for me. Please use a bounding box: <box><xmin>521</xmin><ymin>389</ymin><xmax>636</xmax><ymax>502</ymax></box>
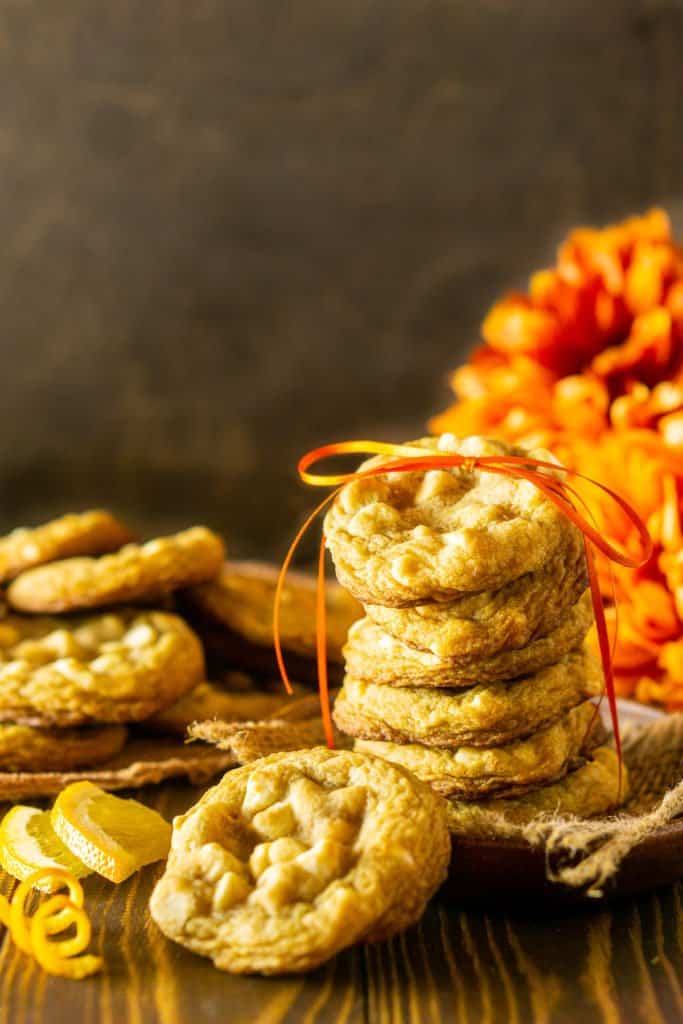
<box><xmin>1</xmin><ymin>1</ymin><xmax>682</xmax><ymax>559</ymax></box>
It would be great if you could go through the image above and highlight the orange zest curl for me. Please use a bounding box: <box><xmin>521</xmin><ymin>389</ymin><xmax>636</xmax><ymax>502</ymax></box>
<box><xmin>31</xmin><ymin>897</ymin><xmax>101</xmax><ymax>979</ymax></box>
<box><xmin>275</xmin><ymin>440</ymin><xmax>653</xmax><ymax>782</ymax></box>
<box><xmin>0</xmin><ymin>868</ymin><xmax>102</xmax><ymax>979</ymax></box>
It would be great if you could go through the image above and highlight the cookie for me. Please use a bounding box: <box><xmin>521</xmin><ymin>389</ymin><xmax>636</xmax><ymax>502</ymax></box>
<box><xmin>149</xmin><ymin>748</ymin><xmax>450</xmax><ymax>973</ymax></box>
<box><xmin>364</xmin><ymin>528</ymin><xmax>587</xmax><ymax>659</ymax></box>
<box><xmin>180</xmin><ymin>561</ymin><xmax>361</xmax><ymax>679</ymax></box>
<box><xmin>333</xmin><ymin>647</ymin><xmax>603</xmax><ymax>748</ymax></box>
<box><xmin>0</xmin><ymin>723</ymin><xmax>127</xmax><ymax>771</ymax></box>
<box><xmin>196</xmin><ymin>625</ymin><xmax>345</xmax><ymax>687</ymax></box>
<box><xmin>0</xmin><ymin>735</ymin><xmax>236</xmax><ymax>800</ymax></box>
<box><xmin>354</xmin><ymin>701</ymin><xmax>604</xmax><ymax>799</ymax></box>
<box><xmin>324</xmin><ymin>435</ymin><xmax>580</xmax><ymax>606</ymax></box>
<box><xmin>0</xmin><ymin>510</ymin><xmax>132</xmax><ymax>583</ymax></box>
<box><xmin>146</xmin><ymin>680</ymin><xmax>308</xmax><ymax>737</ymax></box>
<box><xmin>343</xmin><ymin>593</ymin><xmax>593</xmax><ymax>688</ymax></box>
<box><xmin>445</xmin><ymin>747</ymin><xmax>625</xmax><ymax>837</ymax></box>
<box><xmin>0</xmin><ymin>609</ymin><xmax>204</xmax><ymax>725</ymax></box>
<box><xmin>7</xmin><ymin>526</ymin><xmax>225</xmax><ymax>613</ymax></box>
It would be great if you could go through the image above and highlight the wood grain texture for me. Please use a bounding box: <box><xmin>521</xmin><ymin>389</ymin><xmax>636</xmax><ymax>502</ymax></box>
<box><xmin>1</xmin><ymin>4</ymin><xmax>683</xmax><ymax>1016</ymax></box>
<box><xmin>1</xmin><ymin>780</ymin><xmax>683</xmax><ymax>1024</ymax></box>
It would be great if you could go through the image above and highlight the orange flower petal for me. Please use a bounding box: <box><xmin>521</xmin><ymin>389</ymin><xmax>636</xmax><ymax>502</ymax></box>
<box><xmin>431</xmin><ymin>208</ymin><xmax>683</xmax><ymax>715</ymax></box>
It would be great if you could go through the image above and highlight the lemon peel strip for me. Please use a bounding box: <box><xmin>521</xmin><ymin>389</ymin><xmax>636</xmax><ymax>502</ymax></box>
<box><xmin>1</xmin><ymin>867</ymin><xmax>102</xmax><ymax>979</ymax></box>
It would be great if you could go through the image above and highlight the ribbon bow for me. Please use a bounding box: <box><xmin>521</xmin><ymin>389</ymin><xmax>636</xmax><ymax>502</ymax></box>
<box><xmin>275</xmin><ymin>440</ymin><xmax>654</xmax><ymax>786</ymax></box>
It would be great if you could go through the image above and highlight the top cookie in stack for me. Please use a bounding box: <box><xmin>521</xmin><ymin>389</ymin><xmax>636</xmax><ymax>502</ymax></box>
<box><xmin>324</xmin><ymin>435</ymin><xmax>578</xmax><ymax>606</ymax></box>
<box><xmin>326</xmin><ymin>435</ymin><xmax>625</xmax><ymax>835</ymax></box>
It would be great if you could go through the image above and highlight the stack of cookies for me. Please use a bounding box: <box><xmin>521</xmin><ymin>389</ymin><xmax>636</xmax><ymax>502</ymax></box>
<box><xmin>327</xmin><ymin>435</ymin><xmax>626</xmax><ymax>836</ymax></box>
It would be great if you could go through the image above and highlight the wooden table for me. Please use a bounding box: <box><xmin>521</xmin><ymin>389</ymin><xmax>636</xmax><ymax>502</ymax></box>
<box><xmin>2</xmin><ymin>780</ymin><xmax>682</xmax><ymax>1024</ymax></box>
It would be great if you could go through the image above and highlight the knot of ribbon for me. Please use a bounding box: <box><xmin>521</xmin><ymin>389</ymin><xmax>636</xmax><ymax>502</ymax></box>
<box><xmin>275</xmin><ymin>440</ymin><xmax>654</xmax><ymax>790</ymax></box>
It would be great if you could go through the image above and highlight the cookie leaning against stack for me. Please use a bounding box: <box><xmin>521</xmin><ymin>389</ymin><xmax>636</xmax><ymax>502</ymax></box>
<box><xmin>150</xmin><ymin>747</ymin><xmax>450</xmax><ymax>973</ymax></box>
<box><xmin>0</xmin><ymin>514</ymin><xmax>231</xmax><ymax>787</ymax></box>
<box><xmin>327</xmin><ymin>435</ymin><xmax>626</xmax><ymax>835</ymax></box>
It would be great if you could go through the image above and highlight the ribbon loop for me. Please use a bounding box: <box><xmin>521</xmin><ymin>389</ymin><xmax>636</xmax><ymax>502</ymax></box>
<box><xmin>276</xmin><ymin>440</ymin><xmax>654</xmax><ymax>782</ymax></box>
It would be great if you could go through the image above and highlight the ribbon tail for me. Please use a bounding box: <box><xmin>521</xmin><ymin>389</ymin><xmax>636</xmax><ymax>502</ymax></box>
<box><xmin>585</xmin><ymin>537</ymin><xmax>623</xmax><ymax>796</ymax></box>
<box><xmin>274</xmin><ymin>487</ymin><xmax>341</xmax><ymax>696</ymax></box>
<box><xmin>316</xmin><ymin>534</ymin><xmax>335</xmax><ymax>748</ymax></box>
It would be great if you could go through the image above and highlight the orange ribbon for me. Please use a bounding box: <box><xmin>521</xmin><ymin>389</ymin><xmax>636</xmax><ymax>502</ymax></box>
<box><xmin>274</xmin><ymin>441</ymin><xmax>654</xmax><ymax>783</ymax></box>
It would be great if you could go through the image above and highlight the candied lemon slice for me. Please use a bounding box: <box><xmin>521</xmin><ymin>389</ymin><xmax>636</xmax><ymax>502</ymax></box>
<box><xmin>51</xmin><ymin>781</ymin><xmax>172</xmax><ymax>883</ymax></box>
<box><xmin>0</xmin><ymin>807</ymin><xmax>90</xmax><ymax>889</ymax></box>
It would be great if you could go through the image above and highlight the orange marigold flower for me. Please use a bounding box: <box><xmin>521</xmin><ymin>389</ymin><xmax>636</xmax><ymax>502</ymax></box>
<box><xmin>551</xmin><ymin>374</ymin><xmax>608</xmax><ymax>437</ymax></box>
<box><xmin>432</xmin><ymin>208</ymin><xmax>683</xmax><ymax>711</ymax></box>
<box><xmin>482</xmin><ymin>293</ymin><xmax>562</xmax><ymax>366</ymax></box>
<box><xmin>661</xmin><ymin>550</ymin><xmax>683</xmax><ymax>620</ymax></box>
<box><xmin>592</xmin><ymin>308</ymin><xmax>677</xmax><ymax>388</ymax></box>
<box><xmin>610</xmin><ymin>380</ymin><xmax>683</xmax><ymax>431</ymax></box>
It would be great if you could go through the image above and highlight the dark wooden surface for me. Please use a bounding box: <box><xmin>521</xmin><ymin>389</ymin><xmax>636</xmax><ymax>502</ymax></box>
<box><xmin>1</xmin><ymin>3</ymin><xmax>683</xmax><ymax>1020</ymax></box>
<box><xmin>0</xmin><ymin>1</ymin><xmax>682</xmax><ymax>559</ymax></box>
<box><xmin>1</xmin><ymin>779</ymin><xmax>683</xmax><ymax>1024</ymax></box>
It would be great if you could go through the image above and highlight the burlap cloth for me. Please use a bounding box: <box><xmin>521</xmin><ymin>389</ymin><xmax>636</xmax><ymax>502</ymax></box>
<box><xmin>504</xmin><ymin>713</ymin><xmax>683</xmax><ymax>895</ymax></box>
<box><xmin>191</xmin><ymin>709</ymin><xmax>683</xmax><ymax>897</ymax></box>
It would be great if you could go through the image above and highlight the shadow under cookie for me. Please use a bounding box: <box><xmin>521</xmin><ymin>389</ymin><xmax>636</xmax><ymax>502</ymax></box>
<box><xmin>0</xmin><ymin>734</ymin><xmax>236</xmax><ymax>800</ymax></box>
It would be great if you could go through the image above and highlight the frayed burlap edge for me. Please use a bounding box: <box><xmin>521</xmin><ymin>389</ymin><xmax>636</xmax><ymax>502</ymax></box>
<box><xmin>508</xmin><ymin>714</ymin><xmax>683</xmax><ymax>895</ymax></box>
<box><xmin>191</xmin><ymin>707</ymin><xmax>683</xmax><ymax>897</ymax></box>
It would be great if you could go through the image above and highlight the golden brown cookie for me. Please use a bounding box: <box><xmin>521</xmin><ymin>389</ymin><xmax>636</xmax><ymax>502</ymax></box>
<box><xmin>0</xmin><ymin>723</ymin><xmax>127</xmax><ymax>771</ymax></box>
<box><xmin>324</xmin><ymin>435</ymin><xmax>580</xmax><ymax>606</ymax></box>
<box><xmin>0</xmin><ymin>510</ymin><xmax>132</xmax><ymax>583</ymax></box>
<box><xmin>334</xmin><ymin>647</ymin><xmax>603</xmax><ymax>748</ymax></box>
<box><xmin>354</xmin><ymin>701</ymin><xmax>603</xmax><ymax>799</ymax></box>
<box><xmin>364</xmin><ymin>529</ymin><xmax>587</xmax><ymax>659</ymax></box>
<box><xmin>0</xmin><ymin>735</ymin><xmax>236</xmax><ymax>800</ymax></box>
<box><xmin>343</xmin><ymin>593</ymin><xmax>593</xmax><ymax>687</ymax></box>
<box><xmin>180</xmin><ymin>560</ymin><xmax>361</xmax><ymax>669</ymax></box>
<box><xmin>0</xmin><ymin>609</ymin><xmax>204</xmax><ymax>725</ymax></box>
<box><xmin>146</xmin><ymin>680</ymin><xmax>308</xmax><ymax>737</ymax></box>
<box><xmin>149</xmin><ymin>747</ymin><xmax>450</xmax><ymax>974</ymax></box>
<box><xmin>7</xmin><ymin>526</ymin><xmax>225</xmax><ymax>613</ymax></box>
<box><xmin>445</xmin><ymin>747</ymin><xmax>625</xmax><ymax>837</ymax></box>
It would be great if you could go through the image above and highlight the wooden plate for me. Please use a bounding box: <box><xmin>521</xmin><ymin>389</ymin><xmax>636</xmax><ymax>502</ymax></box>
<box><xmin>442</xmin><ymin>699</ymin><xmax>682</xmax><ymax>908</ymax></box>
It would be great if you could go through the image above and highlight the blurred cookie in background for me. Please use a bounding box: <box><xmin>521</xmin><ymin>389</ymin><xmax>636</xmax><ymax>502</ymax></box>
<box><xmin>180</xmin><ymin>560</ymin><xmax>362</xmax><ymax>684</ymax></box>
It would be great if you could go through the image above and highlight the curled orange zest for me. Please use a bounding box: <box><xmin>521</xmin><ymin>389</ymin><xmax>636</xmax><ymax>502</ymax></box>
<box><xmin>30</xmin><ymin>896</ymin><xmax>102</xmax><ymax>979</ymax></box>
<box><xmin>275</xmin><ymin>440</ymin><xmax>654</xmax><ymax>784</ymax></box>
<box><xmin>3</xmin><ymin>868</ymin><xmax>102</xmax><ymax>979</ymax></box>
